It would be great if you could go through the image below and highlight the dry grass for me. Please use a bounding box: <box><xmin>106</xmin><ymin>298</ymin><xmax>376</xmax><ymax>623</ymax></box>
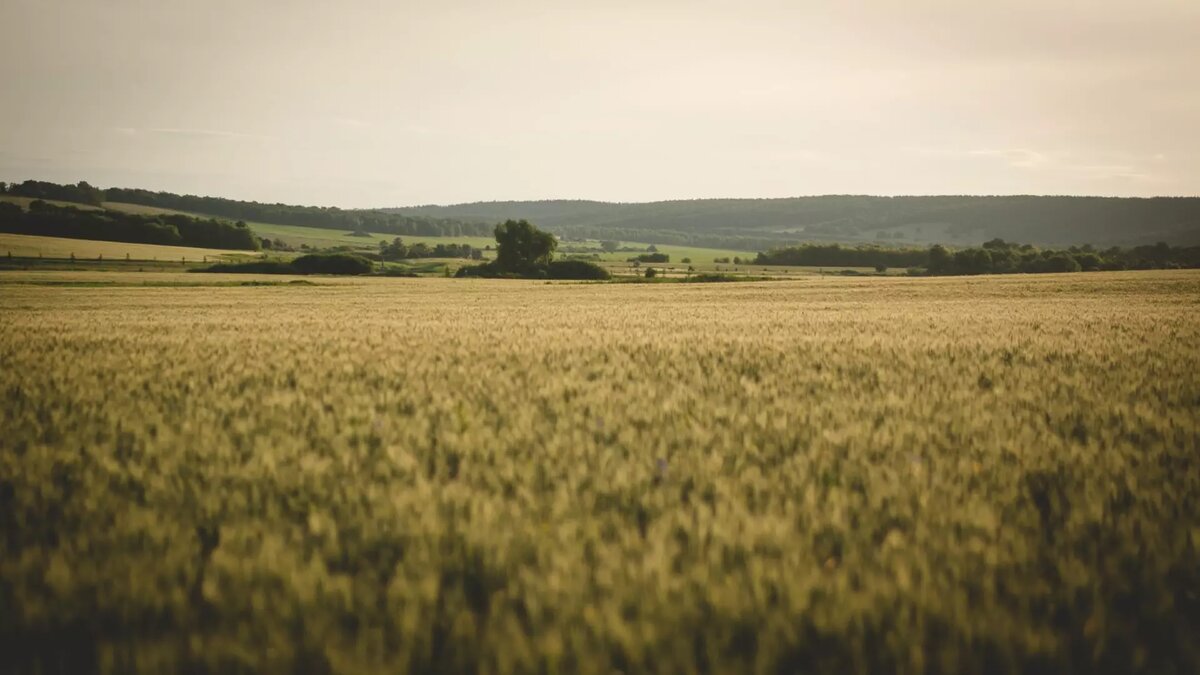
<box><xmin>1</xmin><ymin>270</ymin><xmax>1198</xmax><ymax>674</ymax></box>
<box><xmin>0</xmin><ymin>233</ymin><xmax>263</xmax><ymax>263</ymax></box>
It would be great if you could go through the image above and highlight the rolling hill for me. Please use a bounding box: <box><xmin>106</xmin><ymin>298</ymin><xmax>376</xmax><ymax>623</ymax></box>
<box><xmin>385</xmin><ymin>196</ymin><xmax>1200</xmax><ymax>249</ymax></box>
<box><xmin>6</xmin><ymin>180</ymin><xmax>1198</xmax><ymax>251</ymax></box>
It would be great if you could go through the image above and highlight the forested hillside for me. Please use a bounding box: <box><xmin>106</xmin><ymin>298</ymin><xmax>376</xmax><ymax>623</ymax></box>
<box><xmin>6</xmin><ymin>180</ymin><xmax>1197</xmax><ymax>249</ymax></box>
<box><xmin>0</xmin><ymin>180</ymin><xmax>490</xmax><ymax>238</ymax></box>
<box><xmin>0</xmin><ymin>200</ymin><xmax>259</xmax><ymax>250</ymax></box>
<box><xmin>388</xmin><ymin>196</ymin><xmax>1200</xmax><ymax>248</ymax></box>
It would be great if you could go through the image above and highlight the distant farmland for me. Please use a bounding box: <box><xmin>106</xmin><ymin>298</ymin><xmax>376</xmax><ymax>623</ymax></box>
<box><xmin>0</xmin><ymin>233</ymin><xmax>261</xmax><ymax>263</ymax></box>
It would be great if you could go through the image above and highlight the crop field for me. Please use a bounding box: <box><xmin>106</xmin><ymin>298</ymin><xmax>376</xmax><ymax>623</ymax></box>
<box><xmin>0</xmin><ymin>233</ymin><xmax>262</xmax><ymax>264</ymax></box>
<box><xmin>583</xmin><ymin>242</ymin><xmax>754</xmax><ymax>265</ymax></box>
<box><xmin>1</xmin><ymin>270</ymin><xmax>1198</xmax><ymax>674</ymax></box>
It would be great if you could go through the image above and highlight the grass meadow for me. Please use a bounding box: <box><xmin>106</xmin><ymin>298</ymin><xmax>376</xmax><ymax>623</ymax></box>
<box><xmin>1</xmin><ymin>270</ymin><xmax>1198</xmax><ymax>674</ymax></box>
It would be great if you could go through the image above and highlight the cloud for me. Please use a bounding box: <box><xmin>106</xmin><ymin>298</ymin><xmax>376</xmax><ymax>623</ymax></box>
<box><xmin>1070</xmin><ymin>164</ymin><xmax>1151</xmax><ymax>181</ymax></box>
<box><xmin>906</xmin><ymin>146</ymin><xmax>1157</xmax><ymax>183</ymax></box>
<box><xmin>968</xmin><ymin>148</ymin><xmax>1050</xmax><ymax>169</ymax></box>
<box><xmin>113</xmin><ymin>127</ymin><xmax>274</xmax><ymax>141</ymax></box>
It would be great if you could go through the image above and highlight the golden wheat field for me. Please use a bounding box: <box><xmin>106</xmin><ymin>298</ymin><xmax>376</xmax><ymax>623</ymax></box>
<box><xmin>1</xmin><ymin>270</ymin><xmax>1198</xmax><ymax>674</ymax></box>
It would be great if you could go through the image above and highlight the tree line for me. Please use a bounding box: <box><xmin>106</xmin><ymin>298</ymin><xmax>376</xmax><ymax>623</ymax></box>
<box><xmin>755</xmin><ymin>240</ymin><xmax>1200</xmax><ymax>274</ymax></box>
<box><xmin>925</xmin><ymin>240</ymin><xmax>1200</xmax><ymax>275</ymax></box>
<box><xmin>0</xmin><ymin>180</ymin><xmax>105</xmax><ymax>206</ymax></box>
<box><xmin>378</xmin><ymin>238</ymin><xmax>482</xmax><ymax>261</ymax></box>
<box><xmin>0</xmin><ymin>200</ymin><xmax>259</xmax><ymax>250</ymax></box>
<box><xmin>386</xmin><ymin>195</ymin><xmax>1200</xmax><ymax>247</ymax></box>
<box><xmin>103</xmin><ymin>187</ymin><xmax>490</xmax><ymax>238</ymax></box>
<box><xmin>198</xmin><ymin>252</ymin><xmax>374</xmax><ymax>275</ymax></box>
<box><xmin>0</xmin><ymin>179</ymin><xmax>490</xmax><ymax>238</ymax></box>
<box><xmin>755</xmin><ymin>244</ymin><xmax>929</xmax><ymax>269</ymax></box>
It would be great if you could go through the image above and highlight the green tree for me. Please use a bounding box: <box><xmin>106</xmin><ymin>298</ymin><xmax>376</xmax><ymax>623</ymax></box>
<box><xmin>954</xmin><ymin>248</ymin><xmax>993</xmax><ymax>275</ymax></box>
<box><xmin>600</xmin><ymin>240</ymin><xmax>620</xmax><ymax>253</ymax></box>
<box><xmin>494</xmin><ymin>220</ymin><xmax>556</xmax><ymax>273</ymax></box>
<box><xmin>928</xmin><ymin>245</ymin><xmax>953</xmax><ymax>274</ymax></box>
<box><xmin>1042</xmin><ymin>254</ymin><xmax>1081</xmax><ymax>273</ymax></box>
<box><xmin>1076</xmin><ymin>252</ymin><xmax>1102</xmax><ymax>271</ymax></box>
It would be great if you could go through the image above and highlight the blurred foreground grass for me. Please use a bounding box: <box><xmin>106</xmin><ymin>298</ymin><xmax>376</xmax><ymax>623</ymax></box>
<box><xmin>1</xmin><ymin>271</ymin><xmax>1198</xmax><ymax>674</ymax></box>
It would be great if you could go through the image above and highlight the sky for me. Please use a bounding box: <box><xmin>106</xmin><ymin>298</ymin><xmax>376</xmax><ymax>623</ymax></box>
<box><xmin>1</xmin><ymin>0</ymin><xmax>1197</xmax><ymax>207</ymax></box>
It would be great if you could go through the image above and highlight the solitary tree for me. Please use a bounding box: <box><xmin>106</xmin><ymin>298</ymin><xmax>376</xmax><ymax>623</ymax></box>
<box><xmin>600</xmin><ymin>240</ymin><xmax>620</xmax><ymax>253</ymax></box>
<box><xmin>494</xmin><ymin>219</ymin><xmax>556</xmax><ymax>274</ymax></box>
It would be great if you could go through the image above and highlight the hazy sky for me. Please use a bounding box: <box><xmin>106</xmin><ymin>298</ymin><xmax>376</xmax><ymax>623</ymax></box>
<box><xmin>1</xmin><ymin>0</ymin><xmax>1197</xmax><ymax>207</ymax></box>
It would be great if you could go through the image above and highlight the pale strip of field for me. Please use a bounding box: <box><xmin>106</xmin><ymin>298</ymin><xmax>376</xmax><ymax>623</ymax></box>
<box><xmin>101</xmin><ymin>203</ymin><xmax>499</xmax><ymax>250</ymax></box>
<box><xmin>0</xmin><ymin>269</ymin><xmax>364</xmax><ymax>285</ymax></box>
<box><xmin>0</xmin><ymin>195</ymin><xmax>103</xmax><ymax>211</ymax></box>
<box><xmin>582</xmin><ymin>242</ymin><xmax>755</xmax><ymax>264</ymax></box>
<box><xmin>248</xmin><ymin>220</ymin><xmax>497</xmax><ymax>249</ymax></box>
<box><xmin>99</xmin><ymin>201</ymin><xmax>182</xmax><ymax>216</ymax></box>
<box><xmin>0</xmin><ymin>232</ymin><xmax>262</xmax><ymax>261</ymax></box>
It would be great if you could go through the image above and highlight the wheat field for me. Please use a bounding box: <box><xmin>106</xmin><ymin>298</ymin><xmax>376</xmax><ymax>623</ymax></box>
<box><xmin>1</xmin><ymin>271</ymin><xmax>1198</xmax><ymax>674</ymax></box>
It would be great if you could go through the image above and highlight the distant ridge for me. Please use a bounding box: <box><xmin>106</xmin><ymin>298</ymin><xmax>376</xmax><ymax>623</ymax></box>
<box><xmin>5</xmin><ymin>179</ymin><xmax>1196</xmax><ymax>250</ymax></box>
<box><xmin>385</xmin><ymin>195</ymin><xmax>1200</xmax><ymax>250</ymax></box>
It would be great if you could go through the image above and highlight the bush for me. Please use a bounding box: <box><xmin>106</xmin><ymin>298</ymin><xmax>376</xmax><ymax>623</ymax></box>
<box><xmin>196</xmin><ymin>253</ymin><xmax>374</xmax><ymax>276</ymax></box>
<box><xmin>455</xmin><ymin>262</ymin><xmax>527</xmax><ymax>279</ymax></box>
<box><xmin>1040</xmin><ymin>254</ymin><xmax>1082</xmax><ymax>274</ymax></box>
<box><xmin>629</xmin><ymin>253</ymin><xmax>669</xmax><ymax>263</ymax></box>
<box><xmin>291</xmin><ymin>253</ymin><xmax>374</xmax><ymax>275</ymax></box>
<box><xmin>376</xmin><ymin>267</ymin><xmax>419</xmax><ymax>277</ymax></box>
<box><xmin>644</xmin><ymin>267</ymin><xmax>658</xmax><ymax>278</ymax></box>
<box><xmin>192</xmin><ymin>260</ymin><xmax>296</xmax><ymax>274</ymax></box>
<box><xmin>546</xmin><ymin>259</ymin><xmax>611</xmax><ymax>280</ymax></box>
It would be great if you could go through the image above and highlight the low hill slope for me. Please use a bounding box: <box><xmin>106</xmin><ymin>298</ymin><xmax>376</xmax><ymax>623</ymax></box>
<box><xmin>387</xmin><ymin>196</ymin><xmax>1200</xmax><ymax>248</ymax></box>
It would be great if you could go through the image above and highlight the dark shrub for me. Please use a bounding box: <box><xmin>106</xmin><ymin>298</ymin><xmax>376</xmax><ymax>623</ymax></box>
<box><xmin>291</xmin><ymin>253</ymin><xmax>374</xmax><ymax>275</ymax></box>
<box><xmin>630</xmin><ymin>253</ymin><xmax>669</xmax><ymax>263</ymax></box>
<box><xmin>546</xmin><ymin>259</ymin><xmax>611</xmax><ymax>280</ymax></box>
<box><xmin>455</xmin><ymin>262</ymin><xmax>524</xmax><ymax>278</ymax></box>
<box><xmin>192</xmin><ymin>260</ymin><xmax>296</xmax><ymax>274</ymax></box>
<box><xmin>1041</xmin><ymin>254</ymin><xmax>1082</xmax><ymax>273</ymax></box>
<box><xmin>376</xmin><ymin>267</ymin><xmax>419</xmax><ymax>277</ymax></box>
<box><xmin>1075</xmin><ymin>253</ymin><xmax>1102</xmax><ymax>271</ymax></box>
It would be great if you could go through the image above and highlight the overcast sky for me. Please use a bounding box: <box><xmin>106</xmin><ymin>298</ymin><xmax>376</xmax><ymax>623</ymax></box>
<box><xmin>1</xmin><ymin>0</ymin><xmax>1196</xmax><ymax>207</ymax></box>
